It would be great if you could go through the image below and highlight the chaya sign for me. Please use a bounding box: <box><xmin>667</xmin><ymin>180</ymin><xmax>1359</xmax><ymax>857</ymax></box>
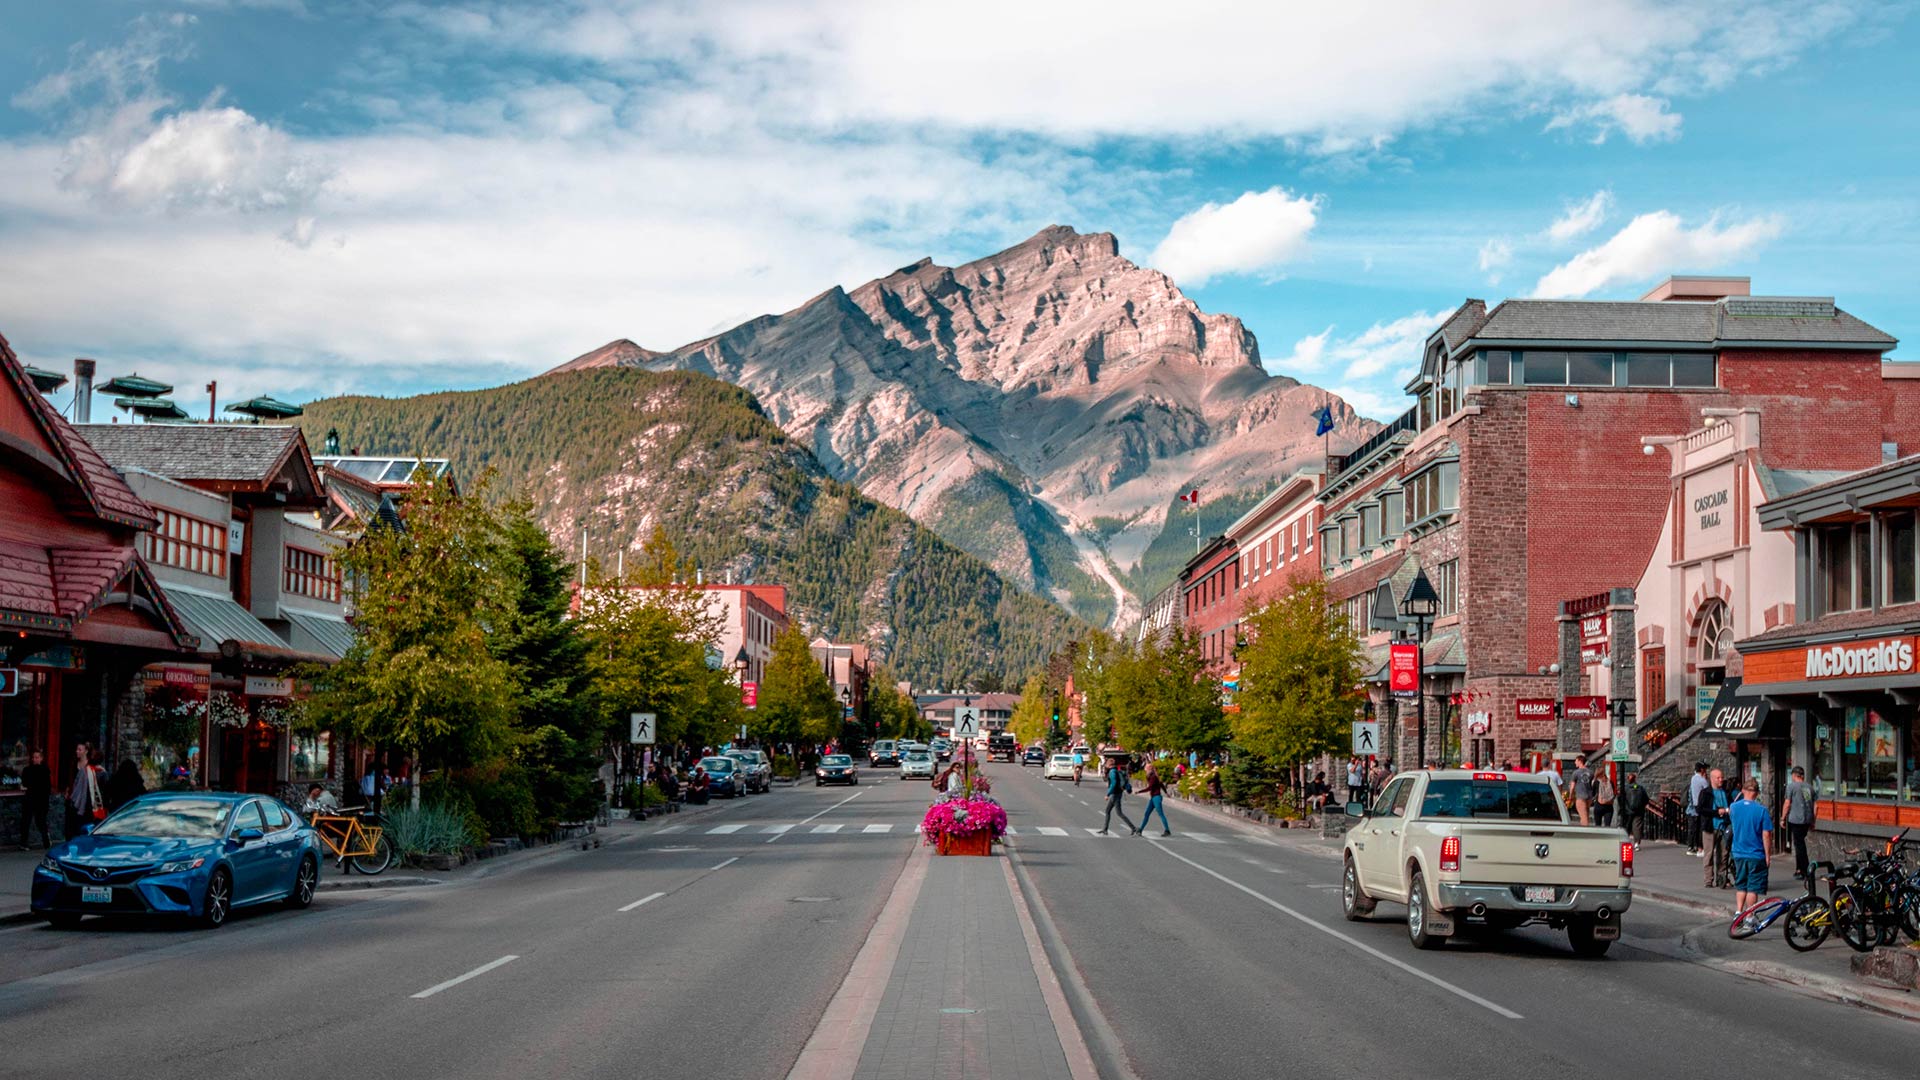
<box><xmin>1389</xmin><ymin>642</ymin><xmax>1420</xmax><ymax>696</ymax></box>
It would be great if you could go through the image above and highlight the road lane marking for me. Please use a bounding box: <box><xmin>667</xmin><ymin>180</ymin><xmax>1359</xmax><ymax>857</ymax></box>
<box><xmin>411</xmin><ymin>955</ymin><xmax>518</xmax><ymax>999</ymax></box>
<box><xmin>771</xmin><ymin>789</ymin><xmax>868</xmax><ymax>844</ymax></box>
<box><xmin>1149</xmin><ymin>844</ymin><xmax>1523</xmax><ymax>1020</ymax></box>
<box><xmin>1083</xmin><ymin>828</ymin><xmax>1114</xmax><ymax>837</ymax></box>
<box><xmin>1036</xmin><ymin>826</ymin><xmax>1069</xmax><ymax>837</ymax></box>
<box><xmin>862</xmin><ymin>824</ymin><xmax>892</xmax><ymax>834</ymax></box>
<box><xmin>1004</xmin><ymin>826</ymin><xmax>1017</xmax><ymax>835</ymax></box>
<box><xmin>655</xmin><ymin>825</ymin><xmax>687</xmax><ymax>834</ymax></box>
<box><xmin>707</xmin><ymin>824</ymin><xmax>746</xmax><ymax>834</ymax></box>
<box><xmin>788</xmin><ymin>847</ymin><xmax>931</xmax><ymax>1079</ymax></box>
<box><xmin>618</xmin><ymin>891</ymin><xmax>666</xmax><ymax>912</ymax></box>
<box><xmin>710</xmin><ymin>856</ymin><xmax>739</xmax><ymax>871</ymax></box>
<box><xmin>761</xmin><ymin>824</ymin><xmax>794</xmax><ymax>835</ymax></box>
<box><xmin>811</xmin><ymin>824</ymin><xmax>844</xmax><ymax>834</ymax></box>
<box><xmin>1189</xmin><ymin>834</ymin><xmax>1222</xmax><ymax>844</ymax></box>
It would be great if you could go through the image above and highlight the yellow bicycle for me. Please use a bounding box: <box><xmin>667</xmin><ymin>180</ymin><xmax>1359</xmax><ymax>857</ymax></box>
<box><xmin>310</xmin><ymin>810</ymin><xmax>395</xmax><ymax>874</ymax></box>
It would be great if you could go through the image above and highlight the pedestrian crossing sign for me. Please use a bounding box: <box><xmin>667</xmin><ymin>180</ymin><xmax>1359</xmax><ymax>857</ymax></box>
<box><xmin>630</xmin><ymin>712</ymin><xmax>656</xmax><ymax>745</ymax></box>
<box><xmin>954</xmin><ymin>709</ymin><xmax>979</xmax><ymax>738</ymax></box>
<box><xmin>1352</xmin><ymin>722</ymin><xmax>1379</xmax><ymax>755</ymax></box>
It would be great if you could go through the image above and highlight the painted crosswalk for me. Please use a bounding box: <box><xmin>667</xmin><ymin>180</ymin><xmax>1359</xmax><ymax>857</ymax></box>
<box><xmin>677</xmin><ymin>820</ymin><xmax>1277</xmax><ymax>846</ymax></box>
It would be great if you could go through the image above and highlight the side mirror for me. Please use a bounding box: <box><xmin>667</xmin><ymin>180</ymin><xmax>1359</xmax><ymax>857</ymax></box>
<box><xmin>82</xmin><ymin>823</ymin><xmax>96</xmax><ymax>835</ymax></box>
<box><xmin>1347</xmin><ymin>801</ymin><xmax>1369</xmax><ymax>818</ymax></box>
<box><xmin>231</xmin><ymin>827</ymin><xmax>265</xmax><ymax>846</ymax></box>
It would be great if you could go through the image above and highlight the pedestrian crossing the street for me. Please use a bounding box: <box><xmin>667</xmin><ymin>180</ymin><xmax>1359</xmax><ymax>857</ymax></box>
<box><xmin>655</xmin><ymin>821</ymin><xmax>1255</xmax><ymax>846</ymax></box>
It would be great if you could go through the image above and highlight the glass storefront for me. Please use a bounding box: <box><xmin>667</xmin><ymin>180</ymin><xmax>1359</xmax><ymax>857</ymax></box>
<box><xmin>1809</xmin><ymin>706</ymin><xmax>1916</xmax><ymax>802</ymax></box>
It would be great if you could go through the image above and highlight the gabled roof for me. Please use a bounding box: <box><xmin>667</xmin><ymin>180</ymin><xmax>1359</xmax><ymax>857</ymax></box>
<box><xmin>79</xmin><ymin>423</ymin><xmax>316</xmax><ymax>487</ymax></box>
<box><xmin>0</xmin><ymin>539</ymin><xmax>196</xmax><ymax>647</ymax></box>
<box><xmin>0</xmin><ymin>334</ymin><xmax>155</xmax><ymax>530</ymax></box>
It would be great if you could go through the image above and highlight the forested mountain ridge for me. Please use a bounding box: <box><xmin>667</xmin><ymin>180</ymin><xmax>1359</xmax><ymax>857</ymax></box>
<box><xmin>299</xmin><ymin>367</ymin><xmax>1083</xmax><ymax>689</ymax></box>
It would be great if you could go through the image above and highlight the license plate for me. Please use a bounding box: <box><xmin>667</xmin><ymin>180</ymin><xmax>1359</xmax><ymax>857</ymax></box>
<box><xmin>1524</xmin><ymin>885</ymin><xmax>1556</xmax><ymax>904</ymax></box>
<box><xmin>81</xmin><ymin>886</ymin><xmax>112</xmax><ymax>904</ymax></box>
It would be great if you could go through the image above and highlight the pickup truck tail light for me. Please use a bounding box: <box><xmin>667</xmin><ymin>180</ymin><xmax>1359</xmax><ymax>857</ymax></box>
<box><xmin>1439</xmin><ymin>835</ymin><xmax>1461</xmax><ymax>872</ymax></box>
<box><xmin>1620</xmin><ymin>841</ymin><xmax>1634</xmax><ymax>878</ymax></box>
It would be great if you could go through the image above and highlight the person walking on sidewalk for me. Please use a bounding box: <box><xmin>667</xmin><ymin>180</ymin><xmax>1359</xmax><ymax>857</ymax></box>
<box><xmin>1593</xmin><ymin>766</ymin><xmax>1616</xmax><ymax>828</ymax></box>
<box><xmin>1098</xmin><ymin>758</ymin><xmax>1138</xmax><ymax>836</ymax></box>
<box><xmin>1685</xmin><ymin>761</ymin><xmax>1709</xmax><ymax>855</ymax></box>
<box><xmin>1781</xmin><ymin>766</ymin><xmax>1817</xmax><ymax>881</ymax></box>
<box><xmin>1569</xmin><ymin>755</ymin><xmax>1595</xmax><ymax>826</ymax></box>
<box><xmin>1619</xmin><ymin>771</ymin><xmax>1649</xmax><ymax>849</ymax></box>
<box><xmin>18</xmin><ymin>748</ymin><xmax>51</xmax><ymax>849</ymax></box>
<box><xmin>64</xmin><ymin>743</ymin><xmax>105</xmax><ymax>839</ymax></box>
<box><xmin>1347</xmin><ymin>758</ymin><xmax>1364</xmax><ymax>806</ymax></box>
<box><xmin>1728</xmin><ymin>777</ymin><xmax>1773</xmax><ymax>920</ymax></box>
<box><xmin>1138</xmin><ymin>763</ymin><xmax>1171</xmax><ymax>837</ymax></box>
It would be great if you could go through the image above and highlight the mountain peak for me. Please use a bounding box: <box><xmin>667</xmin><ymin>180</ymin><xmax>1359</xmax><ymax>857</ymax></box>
<box><xmin>549</xmin><ymin>338</ymin><xmax>661</xmax><ymax>374</ymax></box>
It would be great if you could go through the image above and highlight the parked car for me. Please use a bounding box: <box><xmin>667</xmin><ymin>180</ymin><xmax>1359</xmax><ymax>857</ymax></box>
<box><xmin>988</xmin><ymin>733</ymin><xmax>1019</xmax><ymax>762</ymax></box>
<box><xmin>700</xmin><ymin>756</ymin><xmax>748</xmax><ymax>798</ymax></box>
<box><xmin>815</xmin><ymin>754</ymin><xmax>859</xmax><ymax>786</ymax></box>
<box><xmin>32</xmin><ymin>792</ymin><xmax>322</xmax><ymax>929</ymax></box>
<box><xmin>724</xmin><ymin>749</ymin><xmax>773</xmax><ymax>793</ymax></box>
<box><xmin>870</xmin><ymin>740</ymin><xmax>899</xmax><ymax>767</ymax></box>
<box><xmin>1022</xmin><ymin>746</ymin><xmax>1047</xmax><ymax>767</ymax></box>
<box><xmin>1342</xmin><ymin>769</ymin><xmax>1633</xmax><ymax>956</ymax></box>
<box><xmin>900</xmin><ymin>750</ymin><xmax>935</xmax><ymax>779</ymax></box>
<box><xmin>1042</xmin><ymin>754</ymin><xmax>1076</xmax><ymax>780</ymax></box>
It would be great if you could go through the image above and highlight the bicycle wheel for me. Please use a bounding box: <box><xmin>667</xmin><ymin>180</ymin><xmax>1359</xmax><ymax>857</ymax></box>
<box><xmin>349</xmin><ymin>832</ymin><xmax>394</xmax><ymax>875</ymax></box>
<box><xmin>1834</xmin><ymin>887</ymin><xmax>1875</xmax><ymax>953</ymax></box>
<box><xmin>1729</xmin><ymin>897</ymin><xmax>1788</xmax><ymax>940</ymax></box>
<box><xmin>1783</xmin><ymin>895</ymin><xmax>1833</xmax><ymax>952</ymax></box>
<box><xmin>1900</xmin><ymin>890</ymin><xmax>1920</xmax><ymax>943</ymax></box>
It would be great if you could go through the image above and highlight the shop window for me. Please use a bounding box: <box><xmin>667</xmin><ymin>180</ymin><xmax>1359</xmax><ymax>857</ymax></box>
<box><xmin>292</xmin><ymin>732</ymin><xmax>331</xmax><ymax>780</ymax></box>
<box><xmin>1886</xmin><ymin>511</ymin><xmax>1917</xmax><ymax>606</ymax></box>
<box><xmin>1434</xmin><ymin>559</ymin><xmax>1459</xmax><ymax>617</ymax></box>
<box><xmin>1811</xmin><ymin>719</ymin><xmax>1838</xmax><ymax>792</ymax></box>
<box><xmin>1839</xmin><ymin>706</ymin><xmax>1902</xmax><ymax>800</ymax></box>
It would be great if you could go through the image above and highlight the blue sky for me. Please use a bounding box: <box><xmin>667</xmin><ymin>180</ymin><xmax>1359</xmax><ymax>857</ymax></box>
<box><xmin>1</xmin><ymin>2</ymin><xmax>1915</xmax><ymax>421</ymax></box>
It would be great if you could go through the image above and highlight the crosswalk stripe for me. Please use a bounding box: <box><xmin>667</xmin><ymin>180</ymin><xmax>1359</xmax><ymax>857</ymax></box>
<box><xmin>761</xmin><ymin>824</ymin><xmax>793</xmax><ymax>835</ymax></box>
<box><xmin>1190</xmin><ymin>834</ymin><xmax>1222</xmax><ymax>844</ymax></box>
<box><xmin>1035</xmin><ymin>826</ymin><xmax>1069</xmax><ymax>837</ymax></box>
<box><xmin>810</xmin><ymin>824</ymin><xmax>843</xmax><ymax>834</ymax></box>
<box><xmin>707</xmin><ymin>824</ymin><xmax>746</xmax><ymax>834</ymax></box>
<box><xmin>1083</xmin><ymin>827</ymin><xmax>1111</xmax><ymax>837</ymax></box>
<box><xmin>1004</xmin><ymin>826</ymin><xmax>1017</xmax><ymax>835</ymax></box>
<box><xmin>862</xmin><ymin>824</ymin><xmax>892</xmax><ymax>834</ymax></box>
<box><xmin>654</xmin><ymin>825</ymin><xmax>686</xmax><ymax>835</ymax></box>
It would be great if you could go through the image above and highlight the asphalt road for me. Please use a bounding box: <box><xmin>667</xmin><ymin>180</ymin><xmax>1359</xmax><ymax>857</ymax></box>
<box><xmin>1</xmin><ymin>760</ymin><xmax>1913</xmax><ymax>1080</ymax></box>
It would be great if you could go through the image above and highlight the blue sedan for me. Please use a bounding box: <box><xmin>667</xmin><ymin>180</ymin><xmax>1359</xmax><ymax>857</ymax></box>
<box><xmin>32</xmin><ymin>791</ymin><xmax>324</xmax><ymax>929</ymax></box>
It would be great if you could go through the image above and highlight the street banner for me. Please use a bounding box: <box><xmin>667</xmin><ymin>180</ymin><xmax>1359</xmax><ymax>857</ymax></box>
<box><xmin>1389</xmin><ymin>642</ymin><xmax>1419</xmax><ymax>696</ymax></box>
<box><xmin>742</xmin><ymin>681</ymin><xmax>758</xmax><ymax>709</ymax></box>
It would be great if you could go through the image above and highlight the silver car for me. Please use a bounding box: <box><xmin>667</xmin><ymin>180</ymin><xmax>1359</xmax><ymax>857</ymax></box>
<box><xmin>899</xmin><ymin>750</ymin><xmax>935</xmax><ymax>779</ymax></box>
<box><xmin>724</xmin><ymin>749</ymin><xmax>772</xmax><ymax>793</ymax></box>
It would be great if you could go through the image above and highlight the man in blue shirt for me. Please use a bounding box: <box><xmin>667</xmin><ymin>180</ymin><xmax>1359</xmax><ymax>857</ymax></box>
<box><xmin>1727</xmin><ymin>777</ymin><xmax>1774</xmax><ymax>920</ymax></box>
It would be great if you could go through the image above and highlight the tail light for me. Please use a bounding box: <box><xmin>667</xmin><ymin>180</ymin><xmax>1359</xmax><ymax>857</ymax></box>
<box><xmin>1620</xmin><ymin>841</ymin><xmax>1634</xmax><ymax>878</ymax></box>
<box><xmin>1439</xmin><ymin>835</ymin><xmax>1461</xmax><ymax>872</ymax></box>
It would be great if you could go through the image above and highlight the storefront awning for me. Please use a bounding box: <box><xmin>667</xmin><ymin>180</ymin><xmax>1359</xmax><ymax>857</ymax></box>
<box><xmin>162</xmin><ymin>585</ymin><xmax>292</xmax><ymax>656</ymax></box>
<box><xmin>1702</xmin><ymin>678</ymin><xmax>1789</xmax><ymax>739</ymax></box>
<box><xmin>283</xmin><ymin>606</ymin><xmax>355</xmax><ymax>660</ymax></box>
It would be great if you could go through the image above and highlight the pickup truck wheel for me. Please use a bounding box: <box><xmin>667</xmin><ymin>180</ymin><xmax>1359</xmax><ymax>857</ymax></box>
<box><xmin>1567</xmin><ymin>919</ymin><xmax>1613</xmax><ymax>958</ymax></box>
<box><xmin>1406</xmin><ymin>871</ymin><xmax>1442</xmax><ymax>950</ymax></box>
<box><xmin>1342</xmin><ymin>857</ymin><xmax>1375</xmax><ymax>920</ymax></box>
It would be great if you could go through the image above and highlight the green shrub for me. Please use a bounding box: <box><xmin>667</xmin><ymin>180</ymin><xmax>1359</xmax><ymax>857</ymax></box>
<box><xmin>386</xmin><ymin>803</ymin><xmax>479</xmax><ymax>858</ymax></box>
<box><xmin>625</xmin><ymin>781</ymin><xmax>667</xmax><ymax>808</ymax></box>
<box><xmin>770</xmin><ymin>754</ymin><xmax>801</xmax><ymax>780</ymax></box>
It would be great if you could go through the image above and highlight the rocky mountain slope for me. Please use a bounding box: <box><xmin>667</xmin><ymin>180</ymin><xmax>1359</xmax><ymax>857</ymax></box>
<box><xmin>552</xmin><ymin>226</ymin><xmax>1373</xmax><ymax>625</ymax></box>
<box><xmin>298</xmin><ymin>367</ymin><xmax>1082</xmax><ymax>690</ymax></box>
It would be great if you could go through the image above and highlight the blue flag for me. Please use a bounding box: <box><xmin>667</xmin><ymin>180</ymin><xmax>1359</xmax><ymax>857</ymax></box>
<box><xmin>1313</xmin><ymin>404</ymin><xmax>1335</xmax><ymax>436</ymax></box>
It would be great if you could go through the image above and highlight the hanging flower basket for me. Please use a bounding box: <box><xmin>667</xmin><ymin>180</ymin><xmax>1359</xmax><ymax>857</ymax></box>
<box><xmin>207</xmin><ymin>690</ymin><xmax>248</xmax><ymax>729</ymax></box>
<box><xmin>921</xmin><ymin>796</ymin><xmax>1006</xmax><ymax>856</ymax></box>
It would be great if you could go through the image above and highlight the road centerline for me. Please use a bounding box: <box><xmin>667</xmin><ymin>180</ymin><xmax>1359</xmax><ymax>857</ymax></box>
<box><xmin>618</xmin><ymin>891</ymin><xmax>666</xmax><ymax>913</ymax></box>
<box><xmin>1150</xmin><ymin>842</ymin><xmax>1523</xmax><ymax>1020</ymax></box>
<box><xmin>710</xmin><ymin>856</ymin><xmax>739</xmax><ymax>871</ymax></box>
<box><xmin>768</xmin><ymin>789</ymin><xmax>867</xmax><ymax>844</ymax></box>
<box><xmin>410</xmin><ymin>954</ymin><xmax>518</xmax><ymax>999</ymax></box>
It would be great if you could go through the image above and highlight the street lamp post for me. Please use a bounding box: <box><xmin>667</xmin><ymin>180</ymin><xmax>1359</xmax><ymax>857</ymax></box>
<box><xmin>1400</xmin><ymin>568</ymin><xmax>1441</xmax><ymax>767</ymax></box>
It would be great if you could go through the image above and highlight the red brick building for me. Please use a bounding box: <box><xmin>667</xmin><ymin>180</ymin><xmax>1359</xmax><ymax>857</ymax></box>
<box><xmin>1180</xmin><ymin>535</ymin><xmax>1241</xmax><ymax>675</ymax></box>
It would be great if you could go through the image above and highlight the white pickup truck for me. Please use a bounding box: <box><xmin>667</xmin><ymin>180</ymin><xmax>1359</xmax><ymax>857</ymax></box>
<box><xmin>1341</xmin><ymin>769</ymin><xmax>1633</xmax><ymax>956</ymax></box>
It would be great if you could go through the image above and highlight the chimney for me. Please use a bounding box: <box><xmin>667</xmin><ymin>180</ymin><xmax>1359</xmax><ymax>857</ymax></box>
<box><xmin>1640</xmin><ymin>275</ymin><xmax>1751</xmax><ymax>302</ymax></box>
<box><xmin>73</xmin><ymin>359</ymin><xmax>96</xmax><ymax>423</ymax></box>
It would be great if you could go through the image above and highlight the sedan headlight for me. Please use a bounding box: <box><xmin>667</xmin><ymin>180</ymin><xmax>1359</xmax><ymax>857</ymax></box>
<box><xmin>38</xmin><ymin>857</ymin><xmax>60</xmax><ymax>873</ymax></box>
<box><xmin>153</xmin><ymin>858</ymin><xmax>207</xmax><ymax>875</ymax></box>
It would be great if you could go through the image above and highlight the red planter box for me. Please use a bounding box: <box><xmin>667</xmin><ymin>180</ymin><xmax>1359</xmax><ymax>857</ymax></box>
<box><xmin>936</xmin><ymin>831</ymin><xmax>993</xmax><ymax>856</ymax></box>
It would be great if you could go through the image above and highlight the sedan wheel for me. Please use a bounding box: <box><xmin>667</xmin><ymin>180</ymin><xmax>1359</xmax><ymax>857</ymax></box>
<box><xmin>287</xmin><ymin>855</ymin><xmax>318</xmax><ymax>910</ymax></box>
<box><xmin>201</xmin><ymin>867</ymin><xmax>233</xmax><ymax>929</ymax></box>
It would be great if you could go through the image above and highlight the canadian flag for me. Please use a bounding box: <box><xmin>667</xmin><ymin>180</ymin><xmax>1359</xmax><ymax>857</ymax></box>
<box><xmin>1178</xmin><ymin>489</ymin><xmax>1200</xmax><ymax>504</ymax></box>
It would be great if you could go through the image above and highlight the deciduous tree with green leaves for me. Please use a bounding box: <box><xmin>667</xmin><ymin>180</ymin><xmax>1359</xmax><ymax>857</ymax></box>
<box><xmin>755</xmin><ymin>625</ymin><xmax>839</xmax><ymax>747</ymax></box>
<box><xmin>1232</xmin><ymin>578</ymin><xmax>1363</xmax><ymax>771</ymax></box>
<box><xmin>1009</xmin><ymin>673</ymin><xmax>1052</xmax><ymax>747</ymax></box>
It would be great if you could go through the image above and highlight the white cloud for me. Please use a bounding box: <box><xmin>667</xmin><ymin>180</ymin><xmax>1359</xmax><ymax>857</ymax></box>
<box><xmin>1149</xmin><ymin>188</ymin><xmax>1320</xmax><ymax>287</ymax></box>
<box><xmin>1547</xmin><ymin>94</ymin><xmax>1683</xmax><ymax>144</ymax></box>
<box><xmin>1546</xmin><ymin>190</ymin><xmax>1614</xmax><ymax>242</ymax></box>
<box><xmin>59</xmin><ymin>103</ymin><xmax>329</xmax><ymax>217</ymax></box>
<box><xmin>1271</xmin><ymin>310</ymin><xmax>1440</xmax><ymax>385</ymax></box>
<box><xmin>1477</xmin><ymin>238</ymin><xmax>1513</xmax><ymax>284</ymax></box>
<box><xmin>1532</xmin><ymin>210</ymin><xmax>1785</xmax><ymax>298</ymax></box>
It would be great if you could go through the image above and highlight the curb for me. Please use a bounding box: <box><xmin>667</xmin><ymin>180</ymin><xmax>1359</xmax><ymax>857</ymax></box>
<box><xmin>1163</xmin><ymin>796</ymin><xmax>1341</xmax><ymax>858</ymax></box>
<box><xmin>1</xmin><ymin>910</ymin><xmax>39</xmax><ymax>927</ymax></box>
<box><xmin>1629</xmin><ymin>884</ymin><xmax>1728</xmax><ymax>918</ymax></box>
<box><xmin>1675</xmin><ymin>922</ymin><xmax>1920</xmax><ymax>1022</ymax></box>
<box><xmin>318</xmin><ymin>875</ymin><xmax>441</xmax><ymax>891</ymax></box>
